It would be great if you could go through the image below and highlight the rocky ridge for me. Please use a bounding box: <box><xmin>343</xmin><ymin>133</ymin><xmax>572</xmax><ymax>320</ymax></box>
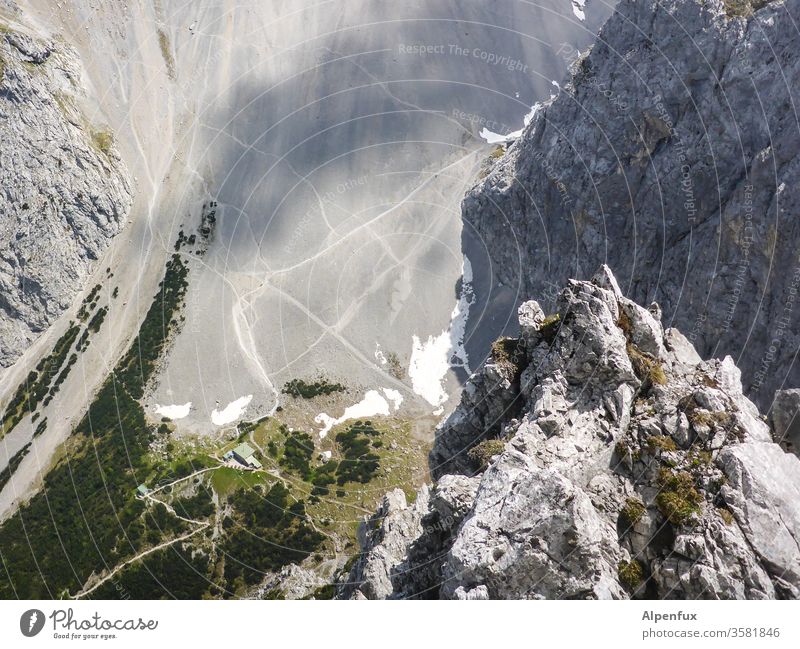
<box><xmin>462</xmin><ymin>0</ymin><xmax>800</xmax><ymax>407</ymax></box>
<box><xmin>0</xmin><ymin>20</ymin><xmax>131</xmax><ymax>366</ymax></box>
<box><xmin>341</xmin><ymin>266</ymin><xmax>800</xmax><ymax>599</ymax></box>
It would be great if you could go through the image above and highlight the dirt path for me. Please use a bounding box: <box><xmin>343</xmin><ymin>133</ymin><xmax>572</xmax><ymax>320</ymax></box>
<box><xmin>72</xmin><ymin>523</ymin><xmax>209</xmax><ymax>599</ymax></box>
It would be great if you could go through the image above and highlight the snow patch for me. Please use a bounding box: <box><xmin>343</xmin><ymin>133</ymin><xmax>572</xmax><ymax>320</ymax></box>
<box><xmin>571</xmin><ymin>0</ymin><xmax>586</xmax><ymax>21</ymax></box>
<box><xmin>408</xmin><ymin>257</ymin><xmax>474</xmax><ymax>410</ymax></box>
<box><xmin>314</xmin><ymin>388</ymin><xmax>402</xmax><ymax>438</ymax></box>
<box><xmin>374</xmin><ymin>343</ymin><xmax>388</xmax><ymax>365</ymax></box>
<box><xmin>155</xmin><ymin>402</ymin><xmax>192</xmax><ymax>420</ymax></box>
<box><xmin>211</xmin><ymin>395</ymin><xmax>253</xmax><ymax>426</ymax></box>
<box><xmin>479</xmin><ymin>100</ymin><xmax>551</xmax><ymax>144</ymax></box>
<box><xmin>382</xmin><ymin>388</ymin><xmax>403</xmax><ymax>411</ymax></box>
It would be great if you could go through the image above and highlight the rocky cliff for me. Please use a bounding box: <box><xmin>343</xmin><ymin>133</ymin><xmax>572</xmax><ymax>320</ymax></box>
<box><xmin>0</xmin><ymin>19</ymin><xmax>131</xmax><ymax>366</ymax></box>
<box><xmin>463</xmin><ymin>0</ymin><xmax>800</xmax><ymax>408</ymax></box>
<box><xmin>342</xmin><ymin>267</ymin><xmax>800</xmax><ymax>599</ymax></box>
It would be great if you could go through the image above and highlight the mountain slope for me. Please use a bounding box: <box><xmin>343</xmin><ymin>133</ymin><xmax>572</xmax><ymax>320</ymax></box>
<box><xmin>462</xmin><ymin>0</ymin><xmax>800</xmax><ymax>408</ymax></box>
<box><xmin>0</xmin><ymin>19</ymin><xmax>131</xmax><ymax>367</ymax></box>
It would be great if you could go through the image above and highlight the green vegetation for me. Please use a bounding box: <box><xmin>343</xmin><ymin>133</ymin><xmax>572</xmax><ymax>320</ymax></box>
<box><xmin>77</xmin><ymin>284</ymin><xmax>102</xmax><ymax>321</ymax></box>
<box><xmin>0</xmin><ymin>443</ymin><xmax>30</xmax><ymax>492</ymax></box>
<box><xmin>91</xmin><ymin>130</ymin><xmax>114</xmax><ymax>157</ymax></box>
<box><xmin>280</xmin><ymin>430</ymin><xmax>315</xmax><ymax>479</ymax></box>
<box><xmin>618</xmin><ymin>559</ymin><xmax>644</xmax><ymax>589</ymax></box>
<box><xmin>717</xmin><ymin>507</ymin><xmax>734</xmax><ymax>526</ymax></box>
<box><xmin>1</xmin><ymin>322</ymin><xmax>81</xmax><ymax>437</ymax></box>
<box><xmin>0</xmin><ymin>253</ymin><xmax>190</xmax><ymax>598</ymax></box>
<box><xmin>173</xmin><ymin>490</ymin><xmax>215</xmax><ymax>520</ymax></box>
<box><xmin>656</xmin><ymin>469</ymin><xmax>703</xmax><ymax>526</ymax></box>
<box><xmin>334</xmin><ymin>421</ymin><xmax>381</xmax><ymax>485</ymax></box>
<box><xmin>157</xmin><ymin>29</ymin><xmax>176</xmax><ymax>80</ymax></box>
<box><xmin>723</xmin><ymin>0</ymin><xmax>771</xmax><ymax>18</ymax></box>
<box><xmin>491</xmin><ymin>336</ymin><xmax>524</xmax><ymax>375</ymax></box>
<box><xmin>617</xmin><ymin>309</ymin><xmax>667</xmax><ymax>387</ymax></box>
<box><xmin>89</xmin><ymin>544</ymin><xmax>214</xmax><ymax>600</ymax></box>
<box><xmin>115</xmin><ymin>254</ymin><xmax>189</xmax><ymax>400</ymax></box>
<box><xmin>385</xmin><ymin>351</ymin><xmax>405</xmax><ymax>379</ymax></box>
<box><xmin>626</xmin><ymin>342</ymin><xmax>667</xmax><ymax>386</ymax></box>
<box><xmin>647</xmin><ymin>435</ymin><xmax>677</xmax><ymax>453</ymax></box>
<box><xmin>222</xmin><ymin>483</ymin><xmax>324</xmax><ymax>588</ymax></box>
<box><xmin>539</xmin><ymin>313</ymin><xmax>562</xmax><ymax>344</ymax></box>
<box><xmin>282</xmin><ymin>378</ymin><xmax>345</xmax><ymax>399</ymax></box>
<box><xmin>468</xmin><ymin>438</ymin><xmax>506</xmax><ymax>469</ymax></box>
<box><xmin>620</xmin><ymin>497</ymin><xmax>646</xmax><ymax>527</ymax></box>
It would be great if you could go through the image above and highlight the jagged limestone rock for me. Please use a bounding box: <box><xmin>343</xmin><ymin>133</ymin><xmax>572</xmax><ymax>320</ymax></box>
<box><xmin>342</xmin><ymin>267</ymin><xmax>800</xmax><ymax>599</ymax></box>
<box><xmin>0</xmin><ymin>26</ymin><xmax>131</xmax><ymax>366</ymax></box>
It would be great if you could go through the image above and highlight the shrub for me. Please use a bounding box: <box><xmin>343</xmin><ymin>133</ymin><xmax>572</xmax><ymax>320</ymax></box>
<box><xmin>282</xmin><ymin>378</ymin><xmax>345</xmax><ymax>399</ymax></box>
<box><xmin>468</xmin><ymin>439</ymin><xmax>506</xmax><ymax>469</ymax></box>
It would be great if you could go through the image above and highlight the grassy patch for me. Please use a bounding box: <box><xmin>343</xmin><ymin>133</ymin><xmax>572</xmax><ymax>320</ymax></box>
<box><xmin>468</xmin><ymin>438</ymin><xmax>506</xmax><ymax>470</ymax></box>
<box><xmin>91</xmin><ymin>130</ymin><xmax>114</xmax><ymax>157</ymax></box>
<box><xmin>656</xmin><ymin>469</ymin><xmax>703</xmax><ymax>526</ymax></box>
<box><xmin>620</xmin><ymin>497</ymin><xmax>646</xmax><ymax>527</ymax></box>
<box><xmin>627</xmin><ymin>342</ymin><xmax>667</xmax><ymax>386</ymax></box>
<box><xmin>647</xmin><ymin>435</ymin><xmax>677</xmax><ymax>453</ymax></box>
<box><xmin>723</xmin><ymin>0</ymin><xmax>772</xmax><ymax>18</ymax></box>
<box><xmin>539</xmin><ymin>313</ymin><xmax>562</xmax><ymax>344</ymax></box>
<box><xmin>717</xmin><ymin>507</ymin><xmax>734</xmax><ymax>525</ymax></box>
<box><xmin>618</xmin><ymin>559</ymin><xmax>644</xmax><ymax>590</ymax></box>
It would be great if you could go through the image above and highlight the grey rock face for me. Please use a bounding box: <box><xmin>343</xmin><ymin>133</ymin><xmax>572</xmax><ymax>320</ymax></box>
<box><xmin>772</xmin><ymin>389</ymin><xmax>800</xmax><ymax>455</ymax></box>
<box><xmin>462</xmin><ymin>0</ymin><xmax>800</xmax><ymax>408</ymax></box>
<box><xmin>0</xmin><ymin>26</ymin><xmax>131</xmax><ymax>366</ymax></box>
<box><xmin>339</xmin><ymin>487</ymin><xmax>431</xmax><ymax>600</ymax></box>
<box><xmin>343</xmin><ymin>267</ymin><xmax>800</xmax><ymax>599</ymax></box>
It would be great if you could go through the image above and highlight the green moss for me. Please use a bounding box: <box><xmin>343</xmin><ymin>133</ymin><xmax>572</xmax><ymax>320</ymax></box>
<box><xmin>618</xmin><ymin>559</ymin><xmax>644</xmax><ymax>590</ymax></box>
<box><xmin>656</xmin><ymin>469</ymin><xmax>703</xmax><ymax>526</ymax></box>
<box><xmin>620</xmin><ymin>497</ymin><xmax>646</xmax><ymax>527</ymax></box>
<box><xmin>468</xmin><ymin>439</ymin><xmax>506</xmax><ymax>469</ymax></box>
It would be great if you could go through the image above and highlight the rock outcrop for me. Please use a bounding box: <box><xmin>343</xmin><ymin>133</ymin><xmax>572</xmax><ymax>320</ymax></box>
<box><xmin>342</xmin><ymin>267</ymin><xmax>800</xmax><ymax>599</ymax></box>
<box><xmin>462</xmin><ymin>0</ymin><xmax>800</xmax><ymax>407</ymax></box>
<box><xmin>0</xmin><ymin>22</ymin><xmax>131</xmax><ymax>366</ymax></box>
